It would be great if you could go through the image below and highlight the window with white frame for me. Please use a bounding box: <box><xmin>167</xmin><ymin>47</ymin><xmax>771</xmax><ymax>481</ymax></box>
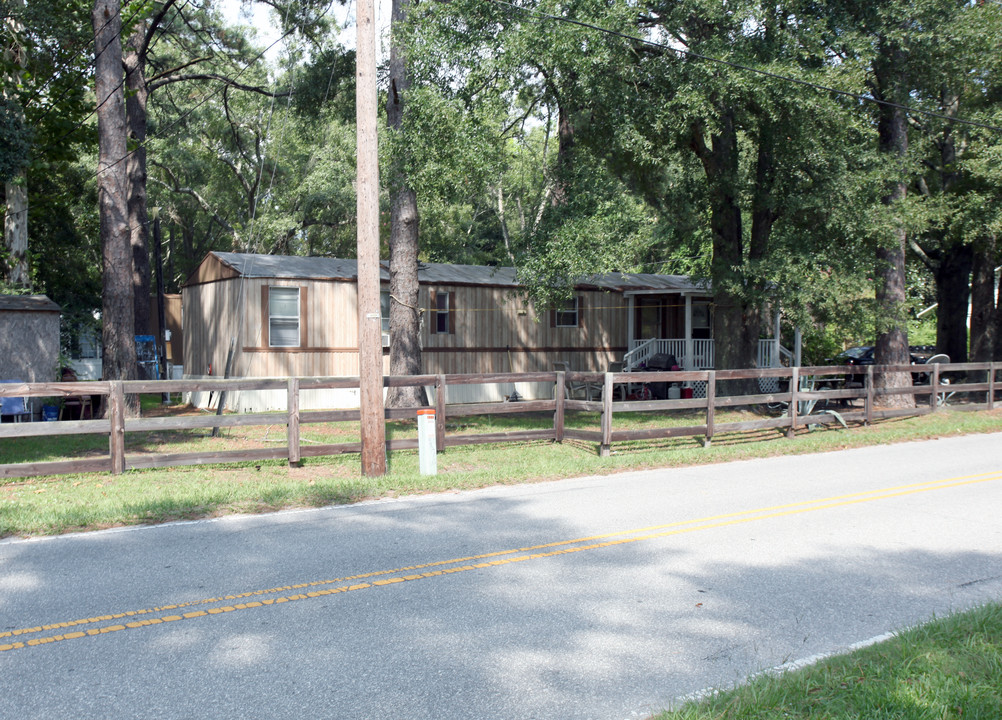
<box><xmin>553</xmin><ymin>297</ymin><xmax>579</xmax><ymax>328</ymax></box>
<box><xmin>431</xmin><ymin>290</ymin><xmax>455</xmax><ymax>334</ymax></box>
<box><xmin>268</xmin><ymin>286</ymin><xmax>301</xmax><ymax>347</ymax></box>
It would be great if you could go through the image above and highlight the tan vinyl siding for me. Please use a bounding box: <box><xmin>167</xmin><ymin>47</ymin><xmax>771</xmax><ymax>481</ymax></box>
<box><xmin>418</xmin><ymin>285</ymin><xmax>626</xmax><ymax>375</ymax></box>
<box><xmin>186</xmin><ymin>274</ymin><xmax>630</xmax><ymax>381</ymax></box>
<box><xmin>238</xmin><ymin>278</ymin><xmax>363</xmax><ymax>378</ymax></box>
<box><xmin>182</xmin><ymin>278</ymin><xmax>243</xmax><ymax>377</ymax></box>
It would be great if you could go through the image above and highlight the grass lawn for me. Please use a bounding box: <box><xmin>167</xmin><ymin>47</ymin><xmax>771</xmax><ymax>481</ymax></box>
<box><xmin>2</xmin><ymin>400</ymin><xmax>1001</xmax><ymax>538</ymax></box>
<box><xmin>655</xmin><ymin>602</ymin><xmax>1002</xmax><ymax>719</ymax></box>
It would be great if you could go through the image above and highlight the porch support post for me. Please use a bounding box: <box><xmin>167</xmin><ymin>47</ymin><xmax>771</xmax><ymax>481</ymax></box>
<box><xmin>626</xmin><ymin>294</ymin><xmax>635</xmax><ymax>354</ymax></box>
<box><xmin>773</xmin><ymin>310</ymin><xmax>781</xmax><ymax>368</ymax></box>
<box><xmin>684</xmin><ymin>295</ymin><xmax>693</xmax><ymax>370</ymax></box>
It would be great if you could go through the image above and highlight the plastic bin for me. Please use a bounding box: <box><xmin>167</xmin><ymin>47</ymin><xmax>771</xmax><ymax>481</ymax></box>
<box><xmin>42</xmin><ymin>405</ymin><xmax>58</xmax><ymax>421</ymax></box>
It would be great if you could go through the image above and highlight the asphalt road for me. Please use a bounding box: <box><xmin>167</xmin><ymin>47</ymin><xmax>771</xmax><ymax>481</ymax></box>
<box><xmin>2</xmin><ymin>433</ymin><xmax>1002</xmax><ymax>719</ymax></box>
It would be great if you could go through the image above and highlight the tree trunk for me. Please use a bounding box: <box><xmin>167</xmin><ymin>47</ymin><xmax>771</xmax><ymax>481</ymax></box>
<box><xmin>3</xmin><ymin>0</ymin><xmax>28</xmax><ymax>288</ymax></box>
<box><xmin>872</xmin><ymin>38</ymin><xmax>912</xmax><ymax>407</ymax></box>
<box><xmin>3</xmin><ymin>172</ymin><xmax>28</xmax><ymax>287</ymax></box>
<box><xmin>926</xmin><ymin>89</ymin><xmax>968</xmax><ymax>363</ymax></box>
<box><xmin>125</xmin><ymin>22</ymin><xmax>151</xmax><ymax>335</ymax></box>
<box><xmin>551</xmin><ymin>79</ymin><xmax>576</xmax><ymax>208</ymax></box>
<box><xmin>384</xmin><ymin>0</ymin><xmax>426</xmax><ymax>408</ymax></box>
<box><xmin>167</xmin><ymin>221</ymin><xmax>175</xmax><ymax>290</ymax></box>
<box><xmin>693</xmin><ymin>109</ymin><xmax>760</xmax><ymax>392</ymax></box>
<box><xmin>93</xmin><ymin>0</ymin><xmax>138</xmax><ymax>414</ymax></box>
<box><xmin>969</xmin><ymin>235</ymin><xmax>996</xmax><ymax>362</ymax></box>
<box><xmin>934</xmin><ymin>244</ymin><xmax>972</xmax><ymax>363</ymax></box>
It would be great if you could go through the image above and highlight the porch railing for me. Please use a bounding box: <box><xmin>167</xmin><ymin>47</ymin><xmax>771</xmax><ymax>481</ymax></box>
<box><xmin>758</xmin><ymin>340</ymin><xmax>794</xmax><ymax>370</ymax></box>
<box><xmin>626</xmin><ymin>338</ymin><xmax>790</xmax><ymax>372</ymax></box>
<box><xmin>624</xmin><ymin>339</ymin><xmax>714</xmax><ymax>370</ymax></box>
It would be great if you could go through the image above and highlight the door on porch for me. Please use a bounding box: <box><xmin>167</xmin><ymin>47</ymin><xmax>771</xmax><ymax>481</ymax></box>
<box><xmin>634</xmin><ymin>295</ymin><xmax>684</xmax><ymax>341</ymax></box>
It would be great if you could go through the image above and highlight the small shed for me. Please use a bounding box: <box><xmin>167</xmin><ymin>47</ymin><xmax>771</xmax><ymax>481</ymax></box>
<box><xmin>0</xmin><ymin>294</ymin><xmax>61</xmax><ymax>419</ymax></box>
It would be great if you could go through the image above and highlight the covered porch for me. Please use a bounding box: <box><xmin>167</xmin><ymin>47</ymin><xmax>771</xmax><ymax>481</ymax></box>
<box><xmin>622</xmin><ymin>291</ymin><xmax>797</xmax><ymax>374</ymax></box>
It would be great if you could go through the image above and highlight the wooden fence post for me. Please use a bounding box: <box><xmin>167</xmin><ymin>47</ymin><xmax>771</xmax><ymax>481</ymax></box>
<box><xmin>930</xmin><ymin>363</ymin><xmax>941</xmax><ymax>410</ymax></box>
<box><xmin>287</xmin><ymin>377</ymin><xmax>300</xmax><ymax>466</ymax></box>
<box><xmin>865</xmin><ymin>366</ymin><xmax>874</xmax><ymax>425</ymax></box>
<box><xmin>786</xmin><ymin>367</ymin><xmax>799</xmax><ymax>439</ymax></box>
<box><xmin>554</xmin><ymin>371</ymin><xmax>565</xmax><ymax>443</ymax></box>
<box><xmin>599</xmin><ymin>372</ymin><xmax>613</xmax><ymax>457</ymax></box>
<box><xmin>704</xmin><ymin>371</ymin><xmax>716</xmax><ymax>447</ymax></box>
<box><xmin>109</xmin><ymin>381</ymin><xmax>125</xmax><ymax>474</ymax></box>
<box><xmin>989</xmin><ymin>363</ymin><xmax>996</xmax><ymax>411</ymax></box>
<box><xmin>436</xmin><ymin>374</ymin><xmax>446</xmax><ymax>452</ymax></box>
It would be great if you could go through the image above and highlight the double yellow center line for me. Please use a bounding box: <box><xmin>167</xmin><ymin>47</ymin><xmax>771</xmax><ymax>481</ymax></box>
<box><xmin>3</xmin><ymin>470</ymin><xmax>999</xmax><ymax>654</ymax></box>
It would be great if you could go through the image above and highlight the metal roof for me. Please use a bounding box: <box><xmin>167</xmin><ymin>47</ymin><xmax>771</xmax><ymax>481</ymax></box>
<box><xmin>207</xmin><ymin>252</ymin><xmax>708</xmax><ymax>293</ymax></box>
<box><xmin>0</xmin><ymin>294</ymin><xmax>61</xmax><ymax>312</ymax></box>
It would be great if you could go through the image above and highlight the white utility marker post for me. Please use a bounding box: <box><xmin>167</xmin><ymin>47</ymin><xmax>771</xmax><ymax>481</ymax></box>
<box><xmin>417</xmin><ymin>409</ymin><xmax>437</xmax><ymax>475</ymax></box>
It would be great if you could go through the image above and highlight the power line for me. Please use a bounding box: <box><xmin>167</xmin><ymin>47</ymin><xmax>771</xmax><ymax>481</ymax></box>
<box><xmin>2</xmin><ymin>11</ymin><xmax>302</xmax><ymax>223</ymax></box>
<box><xmin>245</xmin><ymin>2</ymin><xmax>298</xmax><ymax>253</ymax></box>
<box><xmin>89</xmin><ymin>25</ymin><xmax>302</xmax><ymax>186</ymax></box>
<box><xmin>21</xmin><ymin>0</ymin><xmax>153</xmax><ymax>122</ymax></box>
<box><xmin>485</xmin><ymin>0</ymin><xmax>1002</xmax><ymax>135</ymax></box>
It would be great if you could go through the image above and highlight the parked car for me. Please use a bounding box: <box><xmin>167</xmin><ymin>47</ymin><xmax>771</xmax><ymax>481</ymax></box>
<box><xmin>830</xmin><ymin>345</ymin><xmax>939</xmax><ymax>385</ymax></box>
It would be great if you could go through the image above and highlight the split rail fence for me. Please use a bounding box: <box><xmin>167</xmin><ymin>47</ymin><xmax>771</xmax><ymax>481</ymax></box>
<box><xmin>1</xmin><ymin>362</ymin><xmax>998</xmax><ymax>480</ymax></box>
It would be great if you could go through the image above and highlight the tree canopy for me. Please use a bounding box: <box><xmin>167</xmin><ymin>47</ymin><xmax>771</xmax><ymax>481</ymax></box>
<box><xmin>3</xmin><ymin>0</ymin><xmax>1002</xmax><ymax>366</ymax></box>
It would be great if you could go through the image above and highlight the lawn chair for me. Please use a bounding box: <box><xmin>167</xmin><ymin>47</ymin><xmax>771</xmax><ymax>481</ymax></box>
<box><xmin>552</xmin><ymin>362</ymin><xmax>601</xmax><ymax>401</ymax></box>
<box><xmin>925</xmin><ymin>353</ymin><xmax>953</xmax><ymax>406</ymax></box>
<box><xmin>773</xmin><ymin>374</ymin><xmax>846</xmax><ymax>431</ymax></box>
<box><xmin>57</xmin><ymin>367</ymin><xmax>93</xmax><ymax>420</ymax></box>
<box><xmin>1</xmin><ymin>380</ymin><xmax>32</xmax><ymax>422</ymax></box>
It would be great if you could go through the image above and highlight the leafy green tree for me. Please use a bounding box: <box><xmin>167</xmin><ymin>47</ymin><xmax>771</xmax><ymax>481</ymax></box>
<box><xmin>406</xmin><ymin>0</ymin><xmax>895</xmax><ymax>380</ymax></box>
<box><xmin>586</xmin><ymin>0</ymin><xmax>883</xmax><ymax>378</ymax></box>
<box><xmin>904</xmin><ymin>0</ymin><xmax>1002</xmax><ymax>363</ymax></box>
<box><xmin>2</xmin><ymin>0</ymin><xmax>91</xmax><ymax>288</ymax></box>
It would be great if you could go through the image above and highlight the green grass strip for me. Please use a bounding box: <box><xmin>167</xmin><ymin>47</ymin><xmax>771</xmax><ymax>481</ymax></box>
<box><xmin>657</xmin><ymin>603</ymin><xmax>1002</xmax><ymax>720</ymax></box>
<box><xmin>2</xmin><ymin>408</ymin><xmax>1002</xmax><ymax>538</ymax></box>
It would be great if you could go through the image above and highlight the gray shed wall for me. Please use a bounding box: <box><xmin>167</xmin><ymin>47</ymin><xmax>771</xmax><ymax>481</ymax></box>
<box><xmin>0</xmin><ymin>309</ymin><xmax>61</xmax><ymax>417</ymax></box>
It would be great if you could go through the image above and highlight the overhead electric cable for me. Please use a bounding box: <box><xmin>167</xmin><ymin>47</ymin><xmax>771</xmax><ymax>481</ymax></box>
<box><xmin>86</xmin><ymin>19</ymin><xmax>311</xmax><ymax>183</ymax></box>
<box><xmin>244</xmin><ymin>1</ymin><xmax>298</xmax><ymax>253</ymax></box>
<box><xmin>485</xmin><ymin>0</ymin><xmax>1002</xmax><ymax>134</ymax></box>
<box><xmin>23</xmin><ymin>0</ymin><xmax>154</xmax><ymax>120</ymax></box>
<box><xmin>3</xmin><ymin>6</ymin><xmax>314</xmax><ymax>223</ymax></box>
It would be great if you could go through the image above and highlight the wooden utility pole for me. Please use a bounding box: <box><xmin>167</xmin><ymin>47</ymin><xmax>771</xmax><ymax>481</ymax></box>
<box><xmin>356</xmin><ymin>0</ymin><xmax>387</xmax><ymax>475</ymax></box>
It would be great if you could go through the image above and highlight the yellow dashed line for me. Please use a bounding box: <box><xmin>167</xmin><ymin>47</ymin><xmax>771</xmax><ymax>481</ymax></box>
<box><xmin>3</xmin><ymin>471</ymin><xmax>1000</xmax><ymax>654</ymax></box>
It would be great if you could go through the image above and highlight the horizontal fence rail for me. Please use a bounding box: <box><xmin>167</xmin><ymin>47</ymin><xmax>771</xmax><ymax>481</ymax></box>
<box><xmin>0</xmin><ymin>361</ymin><xmax>998</xmax><ymax>478</ymax></box>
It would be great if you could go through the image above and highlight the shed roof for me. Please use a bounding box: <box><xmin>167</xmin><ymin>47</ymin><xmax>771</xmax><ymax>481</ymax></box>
<box><xmin>0</xmin><ymin>294</ymin><xmax>61</xmax><ymax>312</ymax></box>
<box><xmin>187</xmin><ymin>252</ymin><xmax>709</xmax><ymax>294</ymax></box>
